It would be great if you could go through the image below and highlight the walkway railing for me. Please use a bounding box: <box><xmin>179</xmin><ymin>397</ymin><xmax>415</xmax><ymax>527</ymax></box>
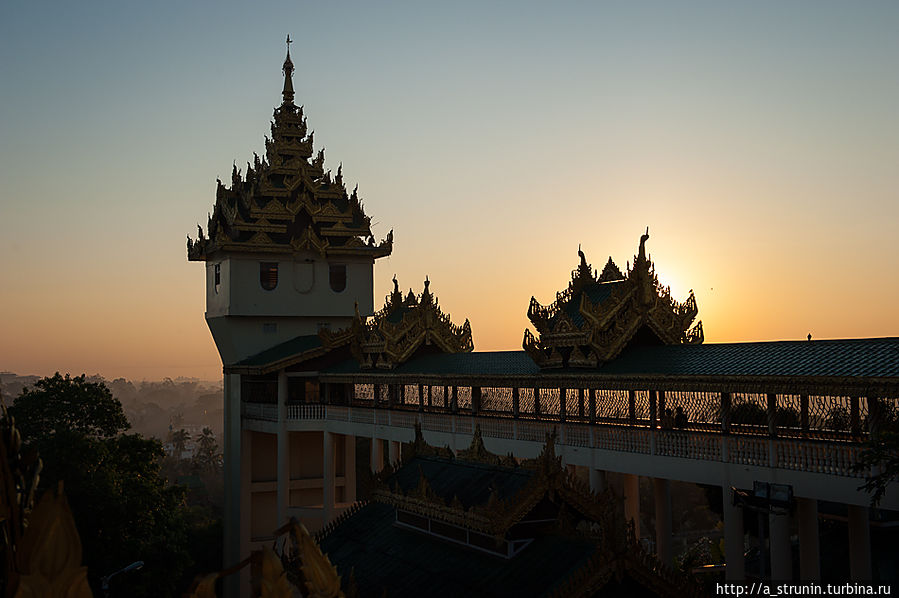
<box><xmin>249</xmin><ymin>403</ymin><xmax>870</xmax><ymax>478</ymax></box>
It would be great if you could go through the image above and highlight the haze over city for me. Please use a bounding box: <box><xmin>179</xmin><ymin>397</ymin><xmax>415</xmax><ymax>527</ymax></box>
<box><xmin>2</xmin><ymin>1</ymin><xmax>898</xmax><ymax>381</ymax></box>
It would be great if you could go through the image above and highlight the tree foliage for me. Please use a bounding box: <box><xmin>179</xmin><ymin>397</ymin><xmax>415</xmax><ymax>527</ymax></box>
<box><xmin>10</xmin><ymin>374</ymin><xmax>194</xmax><ymax>597</ymax></box>
<box><xmin>11</xmin><ymin>372</ymin><xmax>130</xmax><ymax>439</ymax></box>
<box><xmin>855</xmin><ymin>430</ymin><xmax>899</xmax><ymax>505</ymax></box>
<box><xmin>192</xmin><ymin>427</ymin><xmax>222</xmax><ymax>473</ymax></box>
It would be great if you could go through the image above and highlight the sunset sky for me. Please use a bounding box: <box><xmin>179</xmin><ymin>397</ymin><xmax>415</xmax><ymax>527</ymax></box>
<box><xmin>2</xmin><ymin>2</ymin><xmax>898</xmax><ymax>382</ymax></box>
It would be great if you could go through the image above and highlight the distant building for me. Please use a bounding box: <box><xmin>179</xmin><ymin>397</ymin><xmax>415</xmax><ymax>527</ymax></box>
<box><xmin>189</xmin><ymin>41</ymin><xmax>899</xmax><ymax>597</ymax></box>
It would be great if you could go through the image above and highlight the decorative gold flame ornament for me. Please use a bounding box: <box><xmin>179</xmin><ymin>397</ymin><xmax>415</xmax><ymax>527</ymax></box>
<box><xmin>524</xmin><ymin>229</ymin><xmax>703</xmax><ymax>368</ymax></box>
<box><xmin>321</xmin><ymin>276</ymin><xmax>473</xmax><ymax>369</ymax></box>
<box><xmin>1</xmin><ymin>400</ymin><xmax>92</xmax><ymax>598</ymax></box>
<box><xmin>13</xmin><ymin>483</ymin><xmax>92</xmax><ymax>598</ymax></box>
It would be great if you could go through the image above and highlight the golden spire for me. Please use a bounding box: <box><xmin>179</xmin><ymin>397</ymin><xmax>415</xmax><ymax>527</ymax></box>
<box><xmin>282</xmin><ymin>35</ymin><xmax>295</xmax><ymax>105</ymax></box>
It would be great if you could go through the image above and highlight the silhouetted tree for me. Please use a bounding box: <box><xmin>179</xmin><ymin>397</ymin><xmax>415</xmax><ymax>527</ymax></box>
<box><xmin>172</xmin><ymin>428</ymin><xmax>191</xmax><ymax>460</ymax></box>
<box><xmin>11</xmin><ymin>374</ymin><xmax>192</xmax><ymax>598</ymax></box>
<box><xmin>192</xmin><ymin>427</ymin><xmax>222</xmax><ymax>473</ymax></box>
<box><xmin>11</xmin><ymin>372</ymin><xmax>129</xmax><ymax>439</ymax></box>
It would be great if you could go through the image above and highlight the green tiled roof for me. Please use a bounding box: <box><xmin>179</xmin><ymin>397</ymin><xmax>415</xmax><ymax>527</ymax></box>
<box><xmin>322</xmin><ymin>337</ymin><xmax>899</xmax><ymax>379</ymax></box>
<box><xmin>240</xmin><ymin>334</ymin><xmax>899</xmax><ymax>380</ymax></box>
<box><xmin>322</xmin><ymin>351</ymin><xmax>540</xmax><ymax>376</ymax></box>
<box><xmin>234</xmin><ymin>333</ymin><xmax>322</xmax><ymax>367</ymax></box>
<box><xmin>597</xmin><ymin>337</ymin><xmax>899</xmax><ymax>378</ymax></box>
<box><xmin>318</xmin><ymin>502</ymin><xmax>595</xmax><ymax>598</ymax></box>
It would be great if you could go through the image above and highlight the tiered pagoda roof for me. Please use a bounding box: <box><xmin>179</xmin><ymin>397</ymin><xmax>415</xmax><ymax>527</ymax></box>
<box><xmin>312</xmin><ymin>426</ymin><xmax>702</xmax><ymax>597</ymax></box>
<box><xmin>524</xmin><ymin>229</ymin><xmax>703</xmax><ymax>369</ymax></box>
<box><xmin>187</xmin><ymin>38</ymin><xmax>392</xmax><ymax>262</ymax></box>
<box><xmin>320</xmin><ymin>276</ymin><xmax>473</xmax><ymax>369</ymax></box>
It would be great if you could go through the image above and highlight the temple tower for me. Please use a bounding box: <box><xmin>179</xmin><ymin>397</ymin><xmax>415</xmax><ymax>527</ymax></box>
<box><xmin>188</xmin><ymin>37</ymin><xmax>392</xmax><ymax>366</ymax></box>
<box><xmin>187</xmin><ymin>38</ymin><xmax>392</xmax><ymax>597</ymax></box>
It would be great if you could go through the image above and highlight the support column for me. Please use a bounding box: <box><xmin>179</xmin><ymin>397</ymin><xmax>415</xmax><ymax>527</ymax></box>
<box><xmin>653</xmin><ymin>478</ymin><xmax>673</xmax><ymax>565</ymax></box>
<box><xmin>276</xmin><ymin>371</ymin><xmax>289</xmax><ymax>528</ymax></box>
<box><xmin>238</xmin><ymin>428</ymin><xmax>252</xmax><ymax>595</ymax></box>
<box><xmin>370</xmin><ymin>437</ymin><xmax>384</xmax><ymax>473</ymax></box>
<box><xmin>622</xmin><ymin>473</ymin><xmax>640</xmax><ymax>540</ymax></box>
<box><xmin>766</xmin><ymin>393</ymin><xmax>778</xmax><ymax>438</ymax></box>
<box><xmin>848</xmin><ymin>505</ymin><xmax>872</xmax><ymax>580</ymax></box>
<box><xmin>389</xmin><ymin>440</ymin><xmax>400</xmax><ymax>465</ymax></box>
<box><xmin>769</xmin><ymin>511</ymin><xmax>792</xmax><ymax>580</ymax></box>
<box><xmin>800</xmin><ymin>394</ymin><xmax>809</xmax><ymax>437</ymax></box>
<box><xmin>721</xmin><ymin>392</ymin><xmax>732</xmax><ymax>434</ymax></box>
<box><xmin>589</xmin><ymin>468</ymin><xmax>605</xmax><ymax>493</ymax></box>
<box><xmin>344</xmin><ymin>434</ymin><xmax>356</xmax><ymax>504</ymax></box>
<box><xmin>723</xmin><ymin>487</ymin><xmax>746</xmax><ymax>581</ymax></box>
<box><xmin>512</xmin><ymin>387</ymin><xmax>520</xmax><ymax>419</ymax></box>
<box><xmin>323</xmin><ymin>431</ymin><xmax>334</xmax><ymax>526</ymax></box>
<box><xmin>222</xmin><ymin>373</ymin><xmax>243</xmax><ymax>598</ymax></box>
<box><xmin>797</xmin><ymin>498</ymin><xmax>820</xmax><ymax>581</ymax></box>
<box><xmin>627</xmin><ymin>390</ymin><xmax>636</xmax><ymax>426</ymax></box>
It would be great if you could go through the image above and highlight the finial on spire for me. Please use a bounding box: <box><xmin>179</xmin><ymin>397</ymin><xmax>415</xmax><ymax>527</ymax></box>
<box><xmin>282</xmin><ymin>35</ymin><xmax>295</xmax><ymax>105</ymax></box>
<box><xmin>638</xmin><ymin>226</ymin><xmax>650</xmax><ymax>262</ymax></box>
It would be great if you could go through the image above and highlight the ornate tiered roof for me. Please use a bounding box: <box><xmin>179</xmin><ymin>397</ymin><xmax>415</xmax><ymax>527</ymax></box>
<box><xmin>187</xmin><ymin>38</ymin><xmax>392</xmax><ymax>262</ymax></box>
<box><xmin>320</xmin><ymin>276</ymin><xmax>473</xmax><ymax>369</ymax></box>
<box><xmin>524</xmin><ymin>229</ymin><xmax>703</xmax><ymax>368</ymax></box>
<box><xmin>314</xmin><ymin>426</ymin><xmax>702</xmax><ymax>597</ymax></box>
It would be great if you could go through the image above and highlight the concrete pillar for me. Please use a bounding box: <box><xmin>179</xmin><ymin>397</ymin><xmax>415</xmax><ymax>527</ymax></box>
<box><xmin>653</xmin><ymin>478</ymin><xmax>673</xmax><ymax>566</ymax></box>
<box><xmin>797</xmin><ymin>498</ymin><xmax>820</xmax><ymax>581</ymax></box>
<box><xmin>723</xmin><ymin>487</ymin><xmax>746</xmax><ymax>581</ymax></box>
<box><xmin>276</xmin><ymin>371</ymin><xmax>289</xmax><ymax>527</ymax></box>
<box><xmin>323</xmin><ymin>431</ymin><xmax>334</xmax><ymax>526</ymax></box>
<box><xmin>848</xmin><ymin>505</ymin><xmax>872</xmax><ymax>580</ymax></box>
<box><xmin>239</xmin><ymin>428</ymin><xmax>252</xmax><ymax>595</ymax></box>
<box><xmin>589</xmin><ymin>468</ymin><xmax>605</xmax><ymax>493</ymax></box>
<box><xmin>622</xmin><ymin>473</ymin><xmax>640</xmax><ymax>540</ymax></box>
<box><xmin>370</xmin><ymin>437</ymin><xmax>384</xmax><ymax>473</ymax></box>
<box><xmin>769</xmin><ymin>511</ymin><xmax>792</xmax><ymax>580</ymax></box>
<box><xmin>222</xmin><ymin>373</ymin><xmax>243</xmax><ymax>598</ymax></box>
<box><xmin>344</xmin><ymin>434</ymin><xmax>356</xmax><ymax>503</ymax></box>
<box><xmin>627</xmin><ymin>390</ymin><xmax>636</xmax><ymax>426</ymax></box>
<box><xmin>389</xmin><ymin>440</ymin><xmax>400</xmax><ymax>465</ymax></box>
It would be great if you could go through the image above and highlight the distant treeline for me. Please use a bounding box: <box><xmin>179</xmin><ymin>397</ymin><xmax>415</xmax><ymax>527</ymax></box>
<box><xmin>0</xmin><ymin>372</ymin><xmax>223</xmax><ymax>442</ymax></box>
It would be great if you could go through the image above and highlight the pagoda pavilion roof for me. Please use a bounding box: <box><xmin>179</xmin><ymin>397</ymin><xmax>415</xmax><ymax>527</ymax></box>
<box><xmin>317</xmin><ymin>501</ymin><xmax>597</xmax><ymax>598</ymax></box>
<box><xmin>524</xmin><ymin>230</ymin><xmax>704</xmax><ymax>369</ymax></box>
<box><xmin>312</xmin><ymin>428</ymin><xmax>702</xmax><ymax>597</ymax></box>
<box><xmin>187</xmin><ymin>42</ymin><xmax>392</xmax><ymax>262</ymax></box>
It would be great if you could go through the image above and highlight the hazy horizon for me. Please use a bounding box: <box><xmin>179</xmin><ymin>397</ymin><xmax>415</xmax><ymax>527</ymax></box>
<box><xmin>2</xmin><ymin>2</ymin><xmax>898</xmax><ymax>381</ymax></box>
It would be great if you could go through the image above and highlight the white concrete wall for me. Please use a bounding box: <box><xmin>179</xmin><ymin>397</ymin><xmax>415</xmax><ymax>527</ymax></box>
<box><xmin>207</xmin><ymin>254</ymin><xmax>374</xmax><ymax>318</ymax></box>
<box><xmin>204</xmin><ymin>252</ymin><xmax>376</xmax><ymax>364</ymax></box>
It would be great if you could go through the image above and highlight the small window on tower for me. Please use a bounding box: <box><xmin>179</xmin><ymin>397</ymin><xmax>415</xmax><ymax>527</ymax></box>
<box><xmin>260</xmin><ymin>262</ymin><xmax>279</xmax><ymax>290</ymax></box>
<box><xmin>214</xmin><ymin>263</ymin><xmax>221</xmax><ymax>294</ymax></box>
<box><xmin>329</xmin><ymin>264</ymin><xmax>346</xmax><ymax>292</ymax></box>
